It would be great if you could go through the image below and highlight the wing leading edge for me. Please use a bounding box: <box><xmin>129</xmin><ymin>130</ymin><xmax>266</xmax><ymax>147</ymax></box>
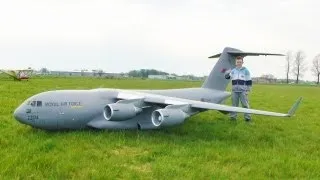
<box><xmin>117</xmin><ymin>91</ymin><xmax>302</xmax><ymax>118</ymax></box>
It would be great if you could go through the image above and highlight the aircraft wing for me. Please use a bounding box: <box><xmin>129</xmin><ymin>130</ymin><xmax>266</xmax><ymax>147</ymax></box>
<box><xmin>117</xmin><ymin>91</ymin><xmax>302</xmax><ymax>117</ymax></box>
<box><xmin>0</xmin><ymin>70</ymin><xmax>17</xmax><ymax>78</ymax></box>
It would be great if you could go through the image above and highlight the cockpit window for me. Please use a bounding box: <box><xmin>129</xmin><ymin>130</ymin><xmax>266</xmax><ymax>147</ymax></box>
<box><xmin>30</xmin><ymin>101</ymin><xmax>36</xmax><ymax>107</ymax></box>
<box><xmin>28</xmin><ymin>101</ymin><xmax>42</xmax><ymax>107</ymax></box>
<box><xmin>37</xmin><ymin>101</ymin><xmax>42</xmax><ymax>107</ymax></box>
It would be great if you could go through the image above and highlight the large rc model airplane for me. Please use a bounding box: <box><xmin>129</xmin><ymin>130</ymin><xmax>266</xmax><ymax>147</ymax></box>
<box><xmin>0</xmin><ymin>68</ymin><xmax>33</xmax><ymax>81</ymax></box>
<box><xmin>13</xmin><ymin>47</ymin><xmax>302</xmax><ymax>130</ymax></box>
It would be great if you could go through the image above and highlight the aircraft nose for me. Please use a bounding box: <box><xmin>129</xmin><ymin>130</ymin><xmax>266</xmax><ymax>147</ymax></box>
<box><xmin>13</xmin><ymin>105</ymin><xmax>27</xmax><ymax>125</ymax></box>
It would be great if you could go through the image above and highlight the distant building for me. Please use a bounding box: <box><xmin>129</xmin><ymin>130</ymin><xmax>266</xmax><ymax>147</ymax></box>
<box><xmin>46</xmin><ymin>70</ymin><xmax>124</xmax><ymax>78</ymax></box>
<box><xmin>49</xmin><ymin>71</ymin><xmax>88</xmax><ymax>76</ymax></box>
<box><xmin>148</xmin><ymin>75</ymin><xmax>169</xmax><ymax>79</ymax></box>
<box><xmin>252</xmin><ymin>77</ymin><xmax>277</xmax><ymax>84</ymax></box>
<box><xmin>147</xmin><ymin>74</ymin><xmax>205</xmax><ymax>81</ymax></box>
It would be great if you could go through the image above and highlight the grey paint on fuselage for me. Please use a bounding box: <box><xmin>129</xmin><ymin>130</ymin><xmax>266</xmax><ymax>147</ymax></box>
<box><xmin>13</xmin><ymin>88</ymin><xmax>230</xmax><ymax>130</ymax></box>
<box><xmin>14</xmin><ymin>47</ymin><xmax>290</xmax><ymax>131</ymax></box>
<box><xmin>140</xmin><ymin>88</ymin><xmax>230</xmax><ymax>104</ymax></box>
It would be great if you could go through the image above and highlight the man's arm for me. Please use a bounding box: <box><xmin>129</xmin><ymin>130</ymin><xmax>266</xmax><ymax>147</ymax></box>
<box><xmin>225</xmin><ymin>69</ymin><xmax>232</xmax><ymax>79</ymax></box>
<box><xmin>245</xmin><ymin>69</ymin><xmax>252</xmax><ymax>91</ymax></box>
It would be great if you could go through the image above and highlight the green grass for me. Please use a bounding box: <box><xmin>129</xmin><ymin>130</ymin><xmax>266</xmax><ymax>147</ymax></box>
<box><xmin>1</xmin><ymin>77</ymin><xmax>320</xmax><ymax>179</ymax></box>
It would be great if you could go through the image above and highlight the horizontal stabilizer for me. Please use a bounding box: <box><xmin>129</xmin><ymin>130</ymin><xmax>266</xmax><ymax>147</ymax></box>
<box><xmin>209</xmin><ymin>51</ymin><xmax>285</xmax><ymax>58</ymax></box>
<box><xmin>228</xmin><ymin>51</ymin><xmax>285</xmax><ymax>57</ymax></box>
<box><xmin>208</xmin><ymin>53</ymin><xmax>222</xmax><ymax>58</ymax></box>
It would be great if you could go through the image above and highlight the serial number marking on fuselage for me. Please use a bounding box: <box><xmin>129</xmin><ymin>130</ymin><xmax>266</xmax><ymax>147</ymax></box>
<box><xmin>27</xmin><ymin>115</ymin><xmax>38</xmax><ymax>123</ymax></box>
<box><xmin>44</xmin><ymin>102</ymin><xmax>82</xmax><ymax>107</ymax></box>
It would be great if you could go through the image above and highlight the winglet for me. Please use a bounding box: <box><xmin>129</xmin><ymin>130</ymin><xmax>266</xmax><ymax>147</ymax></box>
<box><xmin>287</xmin><ymin>97</ymin><xmax>302</xmax><ymax>117</ymax></box>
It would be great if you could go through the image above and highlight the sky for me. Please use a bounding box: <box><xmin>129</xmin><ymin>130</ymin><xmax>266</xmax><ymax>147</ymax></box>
<box><xmin>0</xmin><ymin>0</ymin><xmax>319</xmax><ymax>81</ymax></box>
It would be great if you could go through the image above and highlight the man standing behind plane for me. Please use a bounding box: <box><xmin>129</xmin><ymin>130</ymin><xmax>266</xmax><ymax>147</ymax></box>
<box><xmin>225</xmin><ymin>56</ymin><xmax>252</xmax><ymax>121</ymax></box>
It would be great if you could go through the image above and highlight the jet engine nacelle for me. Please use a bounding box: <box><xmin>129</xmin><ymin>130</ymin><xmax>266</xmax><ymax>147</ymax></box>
<box><xmin>151</xmin><ymin>108</ymin><xmax>189</xmax><ymax>127</ymax></box>
<box><xmin>104</xmin><ymin>103</ymin><xmax>142</xmax><ymax>121</ymax></box>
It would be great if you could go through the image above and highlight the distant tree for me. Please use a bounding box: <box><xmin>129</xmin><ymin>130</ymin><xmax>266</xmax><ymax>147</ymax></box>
<box><xmin>285</xmin><ymin>51</ymin><xmax>292</xmax><ymax>84</ymax></box>
<box><xmin>141</xmin><ymin>69</ymin><xmax>147</xmax><ymax>77</ymax></box>
<box><xmin>92</xmin><ymin>70</ymin><xmax>97</xmax><ymax>76</ymax></box>
<box><xmin>261</xmin><ymin>74</ymin><xmax>277</xmax><ymax>83</ymax></box>
<box><xmin>292</xmin><ymin>51</ymin><xmax>307</xmax><ymax>84</ymax></box>
<box><xmin>149</xmin><ymin>69</ymin><xmax>157</xmax><ymax>76</ymax></box>
<box><xmin>128</xmin><ymin>70</ymin><xmax>140</xmax><ymax>77</ymax></box>
<box><xmin>97</xmin><ymin>69</ymin><xmax>104</xmax><ymax>77</ymax></box>
<box><xmin>311</xmin><ymin>54</ymin><xmax>320</xmax><ymax>85</ymax></box>
<box><xmin>40</xmin><ymin>67</ymin><xmax>49</xmax><ymax>74</ymax></box>
<box><xmin>128</xmin><ymin>69</ymin><xmax>169</xmax><ymax>78</ymax></box>
<box><xmin>81</xmin><ymin>69</ymin><xmax>88</xmax><ymax>76</ymax></box>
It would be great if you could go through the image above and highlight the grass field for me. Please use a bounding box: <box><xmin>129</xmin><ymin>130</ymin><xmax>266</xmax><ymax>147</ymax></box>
<box><xmin>1</xmin><ymin>77</ymin><xmax>320</xmax><ymax>179</ymax></box>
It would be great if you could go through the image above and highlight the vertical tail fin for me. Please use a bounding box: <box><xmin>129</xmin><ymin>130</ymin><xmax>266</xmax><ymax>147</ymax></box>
<box><xmin>201</xmin><ymin>47</ymin><xmax>284</xmax><ymax>91</ymax></box>
<box><xmin>201</xmin><ymin>47</ymin><xmax>240</xmax><ymax>91</ymax></box>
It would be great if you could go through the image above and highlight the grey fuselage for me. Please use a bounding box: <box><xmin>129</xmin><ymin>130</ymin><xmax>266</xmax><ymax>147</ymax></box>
<box><xmin>13</xmin><ymin>47</ymin><xmax>257</xmax><ymax>130</ymax></box>
<box><xmin>13</xmin><ymin>88</ymin><xmax>230</xmax><ymax>130</ymax></box>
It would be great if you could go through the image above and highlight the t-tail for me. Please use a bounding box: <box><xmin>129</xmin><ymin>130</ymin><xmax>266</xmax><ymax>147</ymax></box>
<box><xmin>201</xmin><ymin>47</ymin><xmax>285</xmax><ymax>91</ymax></box>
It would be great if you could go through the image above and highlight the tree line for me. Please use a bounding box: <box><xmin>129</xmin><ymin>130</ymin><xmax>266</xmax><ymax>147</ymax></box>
<box><xmin>285</xmin><ymin>51</ymin><xmax>320</xmax><ymax>84</ymax></box>
<box><xmin>127</xmin><ymin>69</ymin><xmax>169</xmax><ymax>78</ymax></box>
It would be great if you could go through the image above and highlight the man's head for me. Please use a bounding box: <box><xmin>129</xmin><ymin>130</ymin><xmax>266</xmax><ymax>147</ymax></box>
<box><xmin>235</xmin><ymin>56</ymin><xmax>244</xmax><ymax>68</ymax></box>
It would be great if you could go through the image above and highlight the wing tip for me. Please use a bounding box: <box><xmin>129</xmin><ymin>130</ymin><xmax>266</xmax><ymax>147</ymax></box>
<box><xmin>287</xmin><ymin>97</ymin><xmax>303</xmax><ymax>117</ymax></box>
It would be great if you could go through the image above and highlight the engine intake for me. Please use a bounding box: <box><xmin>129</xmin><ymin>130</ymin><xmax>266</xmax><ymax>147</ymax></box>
<box><xmin>151</xmin><ymin>109</ymin><xmax>189</xmax><ymax>127</ymax></box>
<box><xmin>104</xmin><ymin>103</ymin><xmax>142</xmax><ymax>121</ymax></box>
